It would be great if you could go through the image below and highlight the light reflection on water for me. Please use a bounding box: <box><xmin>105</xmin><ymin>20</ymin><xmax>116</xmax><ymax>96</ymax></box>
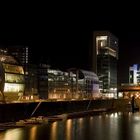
<box><xmin>29</xmin><ymin>126</ymin><xmax>37</xmax><ymax>140</ymax></box>
<box><xmin>1</xmin><ymin>128</ymin><xmax>25</xmax><ymax>140</ymax></box>
<box><xmin>50</xmin><ymin>122</ymin><xmax>57</xmax><ymax>140</ymax></box>
<box><xmin>1</xmin><ymin>112</ymin><xmax>140</xmax><ymax>140</ymax></box>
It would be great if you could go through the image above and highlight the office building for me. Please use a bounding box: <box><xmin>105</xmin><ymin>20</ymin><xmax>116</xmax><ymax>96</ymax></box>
<box><xmin>8</xmin><ymin>46</ymin><xmax>30</xmax><ymax>66</ymax></box>
<box><xmin>129</xmin><ymin>64</ymin><xmax>140</xmax><ymax>84</ymax></box>
<box><xmin>37</xmin><ymin>64</ymin><xmax>100</xmax><ymax>100</ymax></box>
<box><xmin>7</xmin><ymin>46</ymin><xmax>37</xmax><ymax>96</ymax></box>
<box><xmin>0</xmin><ymin>53</ymin><xmax>25</xmax><ymax>102</ymax></box>
<box><xmin>92</xmin><ymin>31</ymin><xmax>118</xmax><ymax>96</ymax></box>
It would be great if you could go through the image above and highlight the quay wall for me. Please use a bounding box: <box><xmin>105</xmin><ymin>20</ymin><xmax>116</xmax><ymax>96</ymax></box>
<box><xmin>0</xmin><ymin>99</ymin><xmax>131</xmax><ymax>122</ymax></box>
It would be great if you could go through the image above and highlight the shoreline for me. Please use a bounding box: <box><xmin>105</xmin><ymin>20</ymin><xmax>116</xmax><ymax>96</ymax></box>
<box><xmin>0</xmin><ymin>98</ymin><xmax>133</xmax><ymax>123</ymax></box>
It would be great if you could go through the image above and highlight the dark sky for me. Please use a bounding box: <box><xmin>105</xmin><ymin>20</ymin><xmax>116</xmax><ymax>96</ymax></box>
<box><xmin>0</xmin><ymin>8</ymin><xmax>140</xmax><ymax>84</ymax></box>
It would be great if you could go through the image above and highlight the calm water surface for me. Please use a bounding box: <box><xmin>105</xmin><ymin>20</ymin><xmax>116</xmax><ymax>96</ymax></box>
<box><xmin>0</xmin><ymin>112</ymin><xmax>140</xmax><ymax>140</ymax></box>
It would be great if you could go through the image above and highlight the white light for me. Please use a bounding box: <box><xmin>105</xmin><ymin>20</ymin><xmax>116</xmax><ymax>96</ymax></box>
<box><xmin>4</xmin><ymin>83</ymin><xmax>24</xmax><ymax>93</ymax></box>
<box><xmin>96</xmin><ymin>36</ymin><xmax>108</xmax><ymax>40</ymax></box>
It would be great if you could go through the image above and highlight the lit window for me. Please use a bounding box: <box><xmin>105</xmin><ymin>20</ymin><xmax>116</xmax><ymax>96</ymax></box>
<box><xmin>4</xmin><ymin>83</ymin><xmax>24</xmax><ymax>93</ymax></box>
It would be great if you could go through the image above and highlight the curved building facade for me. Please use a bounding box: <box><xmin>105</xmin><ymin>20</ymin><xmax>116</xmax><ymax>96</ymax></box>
<box><xmin>47</xmin><ymin>69</ymin><xmax>100</xmax><ymax>99</ymax></box>
<box><xmin>0</xmin><ymin>54</ymin><xmax>25</xmax><ymax>101</ymax></box>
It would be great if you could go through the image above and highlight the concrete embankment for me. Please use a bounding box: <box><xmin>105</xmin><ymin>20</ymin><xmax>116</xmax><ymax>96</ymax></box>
<box><xmin>0</xmin><ymin>99</ymin><xmax>131</xmax><ymax>122</ymax></box>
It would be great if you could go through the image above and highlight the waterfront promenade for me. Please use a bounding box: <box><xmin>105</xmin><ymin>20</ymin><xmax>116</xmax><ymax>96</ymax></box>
<box><xmin>0</xmin><ymin>98</ymin><xmax>132</xmax><ymax>122</ymax></box>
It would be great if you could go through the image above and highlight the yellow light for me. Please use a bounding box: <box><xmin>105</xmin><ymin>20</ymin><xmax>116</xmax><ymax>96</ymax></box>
<box><xmin>4</xmin><ymin>129</ymin><xmax>24</xmax><ymax>140</ymax></box>
<box><xmin>4</xmin><ymin>83</ymin><xmax>24</xmax><ymax>93</ymax></box>
<box><xmin>50</xmin><ymin>122</ymin><xmax>58</xmax><ymax>140</ymax></box>
<box><xmin>66</xmin><ymin>119</ymin><xmax>72</xmax><ymax>140</ymax></box>
<box><xmin>30</xmin><ymin>126</ymin><xmax>37</xmax><ymax>140</ymax></box>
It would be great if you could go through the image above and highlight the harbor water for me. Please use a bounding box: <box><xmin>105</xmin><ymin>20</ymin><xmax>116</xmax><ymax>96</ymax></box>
<box><xmin>0</xmin><ymin>111</ymin><xmax>140</xmax><ymax>140</ymax></box>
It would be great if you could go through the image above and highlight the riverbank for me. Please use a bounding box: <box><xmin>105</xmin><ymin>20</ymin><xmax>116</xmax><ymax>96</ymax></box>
<box><xmin>0</xmin><ymin>98</ymin><xmax>132</xmax><ymax>122</ymax></box>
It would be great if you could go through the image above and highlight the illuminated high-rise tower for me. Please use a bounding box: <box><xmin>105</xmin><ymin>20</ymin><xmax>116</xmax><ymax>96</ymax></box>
<box><xmin>92</xmin><ymin>31</ymin><xmax>118</xmax><ymax>95</ymax></box>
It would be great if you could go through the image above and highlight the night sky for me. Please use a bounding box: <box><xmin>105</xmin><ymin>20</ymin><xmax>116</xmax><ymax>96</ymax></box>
<box><xmin>0</xmin><ymin>9</ymin><xmax>140</xmax><ymax>85</ymax></box>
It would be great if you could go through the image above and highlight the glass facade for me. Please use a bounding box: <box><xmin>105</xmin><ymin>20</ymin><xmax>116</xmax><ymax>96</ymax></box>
<box><xmin>0</xmin><ymin>55</ymin><xmax>25</xmax><ymax>95</ymax></box>
<box><xmin>0</xmin><ymin>55</ymin><xmax>18</xmax><ymax>64</ymax></box>
<box><xmin>4</xmin><ymin>83</ymin><xmax>24</xmax><ymax>93</ymax></box>
<box><xmin>3</xmin><ymin>64</ymin><xmax>24</xmax><ymax>74</ymax></box>
<box><xmin>48</xmin><ymin>70</ymin><xmax>72</xmax><ymax>99</ymax></box>
<box><xmin>3</xmin><ymin>64</ymin><xmax>25</xmax><ymax>93</ymax></box>
<box><xmin>5</xmin><ymin>73</ymin><xmax>24</xmax><ymax>83</ymax></box>
<box><xmin>94</xmin><ymin>31</ymin><xmax>118</xmax><ymax>95</ymax></box>
<box><xmin>0</xmin><ymin>53</ymin><xmax>25</xmax><ymax>102</ymax></box>
<box><xmin>47</xmin><ymin>69</ymin><xmax>100</xmax><ymax>99</ymax></box>
<box><xmin>38</xmin><ymin>66</ymin><xmax>100</xmax><ymax>100</ymax></box>
<box><xmin>129</xmin><ymin>64</ymin><xmax>140</xmax><ymax>84</ymax></box>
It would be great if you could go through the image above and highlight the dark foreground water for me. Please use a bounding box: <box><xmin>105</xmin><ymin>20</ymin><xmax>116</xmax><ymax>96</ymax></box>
<box><xmin>1</xmin><ymin>112</ymin><xmax>140</xmax><ymax>140</ymax></box>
